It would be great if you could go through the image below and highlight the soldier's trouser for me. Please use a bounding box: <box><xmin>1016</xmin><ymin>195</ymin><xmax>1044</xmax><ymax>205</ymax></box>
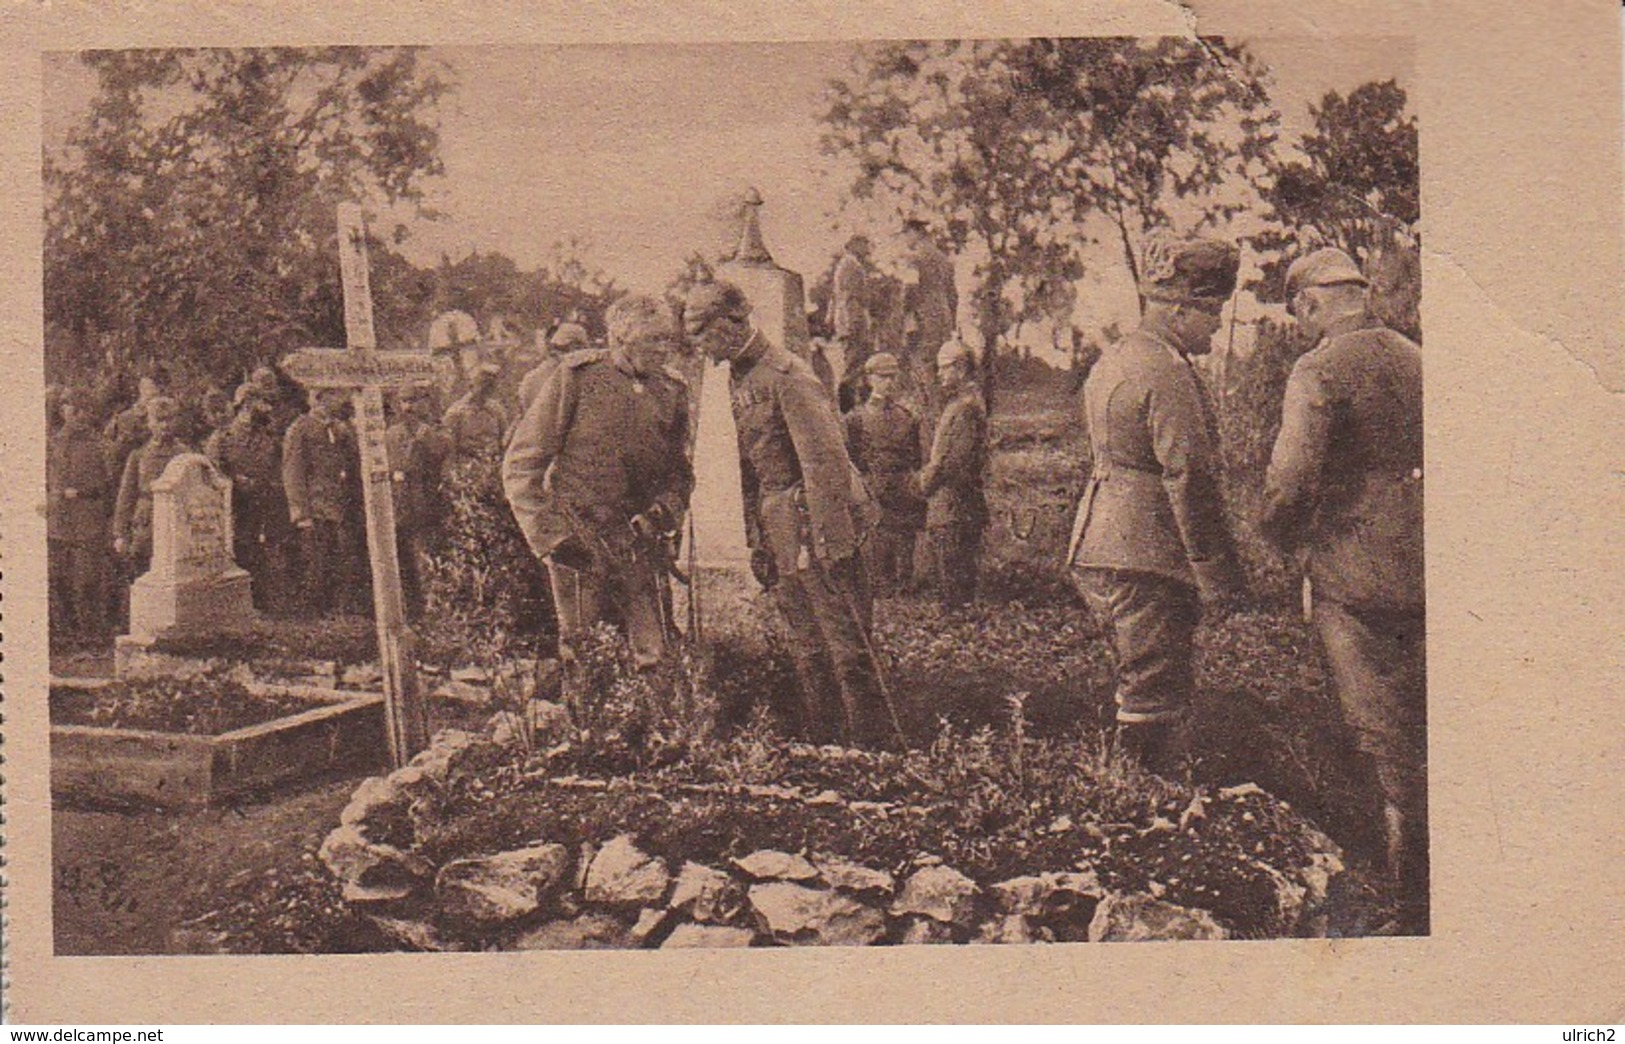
<box><xmin>547</xmin><ymin>554</ymin><xmax>666</xmax><ymax>672</ymax></box>
<box><xmin>49</xmin><ymin>539</ymin><xmax>106</xmax><ymax>635</ymax></box>
<box><xmin>300</xmin><ymin>520</ymin><xmax>342</xmax><ymax>615</ymax></box>
<box><xmin>864</xmin><ymin>527</ymin><xmax>917</xmax><ymax>595</ymax></box>
<box><xmin>772</xmin><ymin>556</ymin><xmax>891</xmax><ymax>747</ymax></box>
<box><xmin>1074</xmin><ymin>567</ymin><xmax>1201</xmax><ymax>723</ymax></box>
<box><xmin>930</xmin><ymin>522</ymin><xmax>983</xmax><ymax>608</ymax></box>
<box><xmin>1313</xmin><ymin>597</ymin><xmax>1428</xmax><ymax>905</ymax></box>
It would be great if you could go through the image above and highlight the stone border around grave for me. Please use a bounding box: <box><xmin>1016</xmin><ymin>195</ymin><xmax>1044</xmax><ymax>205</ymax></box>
<box><xmin>50</xmin><ymin>678</ymin><xmax>387</xmax><ymax>808</ymax></box>
<box><xmin>314</xmin><ymin>728</ymin><xmax>1348</xmax><ymax>950</ymax></box>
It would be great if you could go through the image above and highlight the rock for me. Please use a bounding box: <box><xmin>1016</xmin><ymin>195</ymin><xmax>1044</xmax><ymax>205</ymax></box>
<box><xmin>408</xmin><ymin>729</ymin><xmax>481</xmax><ymax>785</ymax></box>
<box><xmin>342</xmin><ymin>880</ymin><xmax>415</xmax><ymax>904</ymax></box>
<box><xmin>510</xmin><ymin>913</ymin><xmax>632</xmax><ymax>951</ymax></box>
<box><xmin>899</xmin><ymin>917</ymin><xmax>955</xmax><ymax>945</ymax></box>
<box><xmin>341</xmin><ymin>663</ymin><xmax>384</xmax><ymax>689</ymax></box>
<box><xmin>338</xmin><ymin>775</ymin><xmax>412</xmax><ymax>842</ymax></box>
<box><xmin>749</xmin><ymin>882</ymin><xmax>887</xmax><ymax>946</ymax></box>
<box><xmin>488</xmin><ymin>711</ymin><xmax>524</xmax><ymax>748</ymax></box>
<box><xmin>630</xmin><ymin>907</ymin><xmax>674</xmax><ymax>947</ymax></box>
<box><xmin>972</xmin><ymin>914</ymin><xmax>1036</xmax><ymax>945</ymax></box>
<box><xmin>661</xmin><ymin>924</ymin><xmax>757</xmax><ymax>949</ymax></box>
<box><xmin>434</xmin><ymin>680</ymin><xmax>490</xmax><ymax>707</ymax></box>
<box><xmin>811</xmin><ymin>856</ymin><xmax>894</xmax><ymax>899</ymax></box>
<box><xmin>435</xmin><ymin>843</ymin><xmax>571</xmax><ymax>925</ymax></box>
<box><xmin>366</xmin><ymin>915</ymin><xmax>463</xmax><ymax>952</ymax></box>
<box><xmin>585</xmin><ymin>835</ymin><xmax>670</xmax><ymax>907</ymax></box>
<box><xmin>669</xmin><ymin>862</ymin><xmax>745</xmax><ymax>924</ymax></box>
<box><xmin>318</xmin><ymin>824</ymin><xmax>431</xmax><ymax>895</ymax></box>
<box><xmin>451</xmin><ymin>666</ymin><xmax>490</xmax><ymax>684</ymax></box>
<box><xmin>528</xmin><ymin>699</ymin><xmax>572</xmax><ymax>743</ymax></box>
<box><xmin>168</xmin><ymin>928</ymin><xmax>232</xmax><ymax>954</ymax></box>
<box><xmin>1087</xmin><ymin>893</ymin><xmax>1229</xmax><ymax>942</ymax></box>
<box><xmin>990</xmin><ymin>870</ymin><xmax>1103</xmax><ymax>941</ymax></box>
<box><xmin>892</xmin><ymin>866</ymin><xmax>979</xmax><ymax>927</ymax></box>
<box><xmin>732</xmin><ymin>849</ymin><xmax>820</xmax><ymax>882</ymax></box>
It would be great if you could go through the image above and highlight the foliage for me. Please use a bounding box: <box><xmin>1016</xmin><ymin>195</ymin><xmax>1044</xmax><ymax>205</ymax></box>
<box><xmin>45</xmin><ymin>48</ymin><xmax>450</xmax><ymax>387</ymax></box>
<box><xmin>820</xmin><ymin>38</ymin><xmax>1278</xmax><ymax>362</ymax></box>
<box><xmin>1254</xmin><ymin>80</ymin><xmax>1421</xmax><ymax>337</ymax></box>
<box><xmin>420</xmin><ymin>457</ymin><xmax>556</xmax><ymax>662</ymax></box>
<box><xmin>49</xmin><ymin>668</ymin><xmax>317</xmax><ymax>735</ymax></box>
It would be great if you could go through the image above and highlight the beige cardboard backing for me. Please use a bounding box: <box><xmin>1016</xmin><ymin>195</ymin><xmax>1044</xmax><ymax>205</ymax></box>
<box><xmin>2</xmin><ymin>0</ymin><xmax>1621</xmax><ymax>1024</ymax></box>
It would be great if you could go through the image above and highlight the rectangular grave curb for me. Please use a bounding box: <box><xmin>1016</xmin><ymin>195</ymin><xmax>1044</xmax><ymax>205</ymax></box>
<box><xmin>50</xmin><ymin>678</ymin><xmax>386</xmax><ymax>808</ymax></box>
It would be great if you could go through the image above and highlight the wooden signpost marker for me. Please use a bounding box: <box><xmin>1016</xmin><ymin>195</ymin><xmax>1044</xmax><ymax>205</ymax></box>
<box><xmin>281</xmin><ymin>203</ymin><xmax>434</xmax><ymax>767</ymax></box>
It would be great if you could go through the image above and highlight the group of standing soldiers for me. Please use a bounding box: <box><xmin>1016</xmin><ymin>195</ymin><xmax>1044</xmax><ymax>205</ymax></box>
<box><xmin>45</xmin><ymin>338</ymin><xmax>576</xmax><ymax>638</ymax></box>
<box><xmin>1067</xmin><ymin>236</ymin><xmax>1427</xmax><ymax>932</ymax></box>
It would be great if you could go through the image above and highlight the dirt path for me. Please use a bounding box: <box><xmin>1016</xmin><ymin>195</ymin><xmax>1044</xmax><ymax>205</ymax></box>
<box><xmin>52</xmin><ymin>777</ymin><xmax>358</xmax><ymax>955</ymax></box>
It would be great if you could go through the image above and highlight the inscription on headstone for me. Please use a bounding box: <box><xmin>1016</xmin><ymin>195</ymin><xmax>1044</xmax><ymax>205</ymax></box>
<box><xmin>124</xmin><ymin>453</ymin><xmax>255</xmax><ymax>641</ymax></box>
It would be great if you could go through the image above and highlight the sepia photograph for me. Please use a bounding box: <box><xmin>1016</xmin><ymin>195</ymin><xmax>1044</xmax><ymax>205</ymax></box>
<box><xmin>3</xmin><ymin>0</ymin><xmax>1619</xmax><ymax>1026</ymax></box>
<box><xmin>39</xmin><ymin>35</ymin><xmax>1426</xmax><ymax>955</ymax></box>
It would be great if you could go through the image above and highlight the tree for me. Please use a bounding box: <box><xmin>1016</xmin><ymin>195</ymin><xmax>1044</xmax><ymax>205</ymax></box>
<box><xmin>44</xmin><ymin>47</ymin><xmax>449</xmax><ymax>388</ymax></box>
<box><xmin>819</xmin><ymin>37</ymin><xmax>1278</xmax><ymax>370</ymax></box>
<box><xmin>1254</xmin><ymin>79</ymin><xmax>1419</xmax><ymax>313</ymax></box>
<box><xmin>1014</xmin><ymin>37</ymin><xmax>1277</xmax><ymax>307</ymax></box>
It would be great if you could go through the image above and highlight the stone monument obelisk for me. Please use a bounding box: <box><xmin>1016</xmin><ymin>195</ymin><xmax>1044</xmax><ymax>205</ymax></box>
<box><xmin>680</xmin><ymin>190</ymin><xmax>813</xmax><ymax>631</ymax></box>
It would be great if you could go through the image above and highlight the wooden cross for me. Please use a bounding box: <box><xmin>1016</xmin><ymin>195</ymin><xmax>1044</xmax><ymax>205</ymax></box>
<box><xmin>281</xmin><ymin>203</ymin><xmax>433</xmax><ymax>767</ymax></box>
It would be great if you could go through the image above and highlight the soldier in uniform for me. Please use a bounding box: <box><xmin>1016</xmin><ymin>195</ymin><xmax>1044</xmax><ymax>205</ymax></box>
<box><xmin>829</xmin><ymin>235</ymin><xmax>874</xmax><ymax>411</ymax></box>
<box><xmin>919</xmin><ymin>339</ymin><xmax>989</xmax><ymax>609</ymax></box>
<box><xmin>112</xmin><ymin>396</ymin><xmax>191</xmax><ymax>576</ymax></box>
<box><xmin>387</xmin><ymin>384</ymin><xmax>452</xmax><ymax>620</ymax></box>
<box><xmin>1261</xmin><ymin>246</ymin><xmax>1427</xmax><ymax>933</ymax></box>
<box><xmin>516</xmin><ymin>322</ymin><xmax>591</xmax><ymax>422</ymax></box>
<box><xmin>207</xmin><ymin>384</ymin><xmax>292</xmax><ymax>613</ymax></box>
<box><xmin>282</xmin><ymin>387</ymin><xmax>362</xmax><ymax>616</ymax></box>
<box><xmin>683</xmin><ymin>280</ymin><xmax>900</xmax><ymax>749</ymax></box>
<box><xmin>48</xmin><ymin>390</ymin><xmax>113</xmax><ymax>636</ymax></box>
<box><xmin>443</xmin><ymin>363</ymin><xmax>509</xmax><ymax>461</ymax></box>
<box><xmin>1066</xmin><ymin>235</ymin><xmax>1246</xmax><ymax>776</ymax></box>
<box><xmin>901</xmin><ymin>218</ymin><xmax>959</xmax><ymax>411</ymax></box>
<box><xmin>104</xmin><ymin>376</ymin><xmax>160</xmax><ymax>478</ymax></box>
<box><xmin>844</xmin><ymin>352</ymin><xmax>924</xmax><ymax>595</ymax></box>
<box><xmin>503</xmin><ymin>294</ymin><xmax>693</xmax><ymax>681</ymax></box>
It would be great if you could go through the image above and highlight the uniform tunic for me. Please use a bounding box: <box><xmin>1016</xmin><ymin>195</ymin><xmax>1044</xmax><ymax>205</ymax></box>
<box><xmin>48</xmin><ymin>417</ymin><xmax>112</xmax><ymax>632</ymax></box>
<box><xmin>503</xmin><ymin>348</ymin><xmax>692</xmax><ymax>670</ymax></box>
<box><xmin>728</xmin><ymin>330</ymin><xmax>893</xmax><ymax>747</ymax></box>
<box><xmin>282</xmin><ymin>411</ymin><xmax>363</xmax><ymax>614</ymax></box>
<box><xmin>1260</xmin><ymin>315</ymin><xmax>1426</xmax><ymax>867</ymax></box>
<box><xmin>919</xmin><ymin>384</ymin><xmax>989</xmax><ymax>607</ymax></box>
<box><xmin>444</xmin><ymin>394</ymin><xmax>509</xmax><ymax>461</ymax></box>
<box><xmin>207</xmin><ymin>410</ymin><xmax>291</xmax><ymax>610</ymax></box>
<box><xmin>112</xmin><ymin>434</ymin><xmax>189</xmax><ymax>571</ymax></box>
<box><xmin>845</xmin><ymin>394</ymin><xmax>924</xmax><ymax>591</ymax></box>
<box><xmin>1069</xmin><ymin>326</ymin><xmax>1241</xmax><ymax>723</ymax></box>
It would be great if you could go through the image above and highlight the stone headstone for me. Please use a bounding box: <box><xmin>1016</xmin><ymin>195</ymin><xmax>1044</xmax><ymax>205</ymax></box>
<box><xmin>123</xmin><ymin>453</ymin><xmax>255</xmax><ymax>643</ymax></box>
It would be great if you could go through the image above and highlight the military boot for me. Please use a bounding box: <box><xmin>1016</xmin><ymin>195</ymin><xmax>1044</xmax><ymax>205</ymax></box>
<box><xmin>1114</xmin><ymin>718</ymin><xmax>1189</xmax><ymax>780</ymax></box>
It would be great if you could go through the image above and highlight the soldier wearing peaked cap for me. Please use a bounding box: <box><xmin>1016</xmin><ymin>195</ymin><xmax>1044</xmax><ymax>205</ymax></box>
<box><xmin>1066</xmin><ymin>234</ymin><xmax>1246</xmax><ymax>777</ymax></box>
<box><xmin>504</xmin><ymin>294</ymin><xmax>693</xmax><ymax>688</ymax></box>
<box><xmin>1263</xmin><ymin>245</ymin><xmax>1427</xmax><ymax>933</ymax></box>
<box><xmin>444</xmin><ymin>362</ymin><xmax>509</xmax><ymax>461</ymax></box>
<box><xmin>919</xmin><ymin>339</ymin><xmax>989</xmax><ymax>609</ymax></box>
<box><xmin>845</xmin><ymin>351</ymin><xmax>924</xmax><ymax>594</ymax></box>
<box><xmin>684</xmin><ymin>280</ymin><xmax>901</xmax><ymax>750</ymax></box>
<box><xmin>516</xmin><ymin>322</ymin><xmax>593</xmax><ymax>421</ymax></box>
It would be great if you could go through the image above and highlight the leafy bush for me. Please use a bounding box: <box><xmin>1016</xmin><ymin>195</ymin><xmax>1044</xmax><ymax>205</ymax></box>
<box><xmin>422</xmin><ymin>457</ymin><xmax>557</xmax><ymax>663</ymax></box>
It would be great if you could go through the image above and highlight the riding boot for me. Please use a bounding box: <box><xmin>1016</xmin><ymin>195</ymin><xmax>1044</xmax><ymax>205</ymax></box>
<box><xmin>1115</xmin><ymin>718</ymin><xmax>1189</xmax><ymax>779</ymax></box>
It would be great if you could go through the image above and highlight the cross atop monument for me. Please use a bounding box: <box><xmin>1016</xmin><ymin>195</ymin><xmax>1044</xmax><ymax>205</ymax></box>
<box><xmin>281</xmin><ymin>203</ymin><xmax>435</xmax><ymax>767</ymax></box>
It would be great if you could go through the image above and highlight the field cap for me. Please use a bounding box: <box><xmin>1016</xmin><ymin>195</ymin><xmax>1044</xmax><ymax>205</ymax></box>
<box><xmin>864</xmin><ymin>352</ymin><xmax>901</xmax><ymax>377</ymax></box>
<box><xmin>1284</xmin><ymin>246</ymin><xmax>1369</xmax><ymax>303</ymax></box>
<box><xmin>1139</xmin><ymin>234</ymin><xmax>1240</xmax><ymax>305</ymax></box>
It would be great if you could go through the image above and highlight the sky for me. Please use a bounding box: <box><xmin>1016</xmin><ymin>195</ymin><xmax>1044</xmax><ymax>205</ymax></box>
<box><xmin>42</xmin><ymin>37</ymin><xmax>1413</xmax><ymax>348</ymax></box>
